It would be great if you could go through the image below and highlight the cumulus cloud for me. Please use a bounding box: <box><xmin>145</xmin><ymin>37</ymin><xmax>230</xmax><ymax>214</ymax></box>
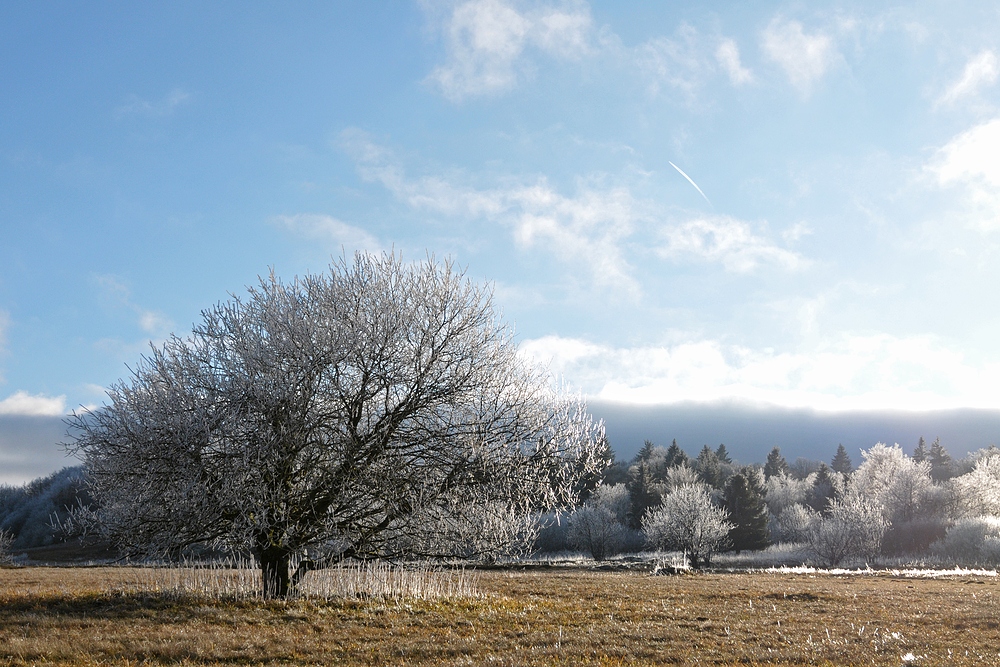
<box><xmin>760</xmin><ymin>17</ymin><xmax>837</xmax><ymax>94</ymax></box>
<box><xmin>716</xmin><ymin>38</ymin><xmax>753</xmax><ymax>86</ymax></box>
<box><xmin>427</xmin><ymin>0</ymin><xmax>594</xmax><ymax>101</ymax></box>
<box><xmin>937</xmin><ymin>50</ymin><xmax>999</xmax><ymax>107</ymax></box>
<box><xmin>0</xmin><ymin>391</ymin><xmax>67</xmax><ymax>417</ymax></box>
<box><xmin>273</xmin><ymin>214</ymin><xmax>381</xmax><ymax>252</ymax></box>
<box><xmin>657</xmin><ymin>215</ymin><xmax>806</xmax><ymax>272</ymax></box>
<box><xmin>928</xmin><ymin>117</ymin><xmax>1000</xmax><ymax>230</ymax></box>
<box><xmin>114</xmin><ymin>88</ymin><xmax>191</xmax><ymax>118</ymax></box>
<box><xmin>340</xmin><ymin>129</ymin><xmax>640</xmax><ymax>293</ymax></box>
<box><xmin>521</xmin><ymin>333</ymin><xmax>1000</xmax><ymax>412</ymax></box>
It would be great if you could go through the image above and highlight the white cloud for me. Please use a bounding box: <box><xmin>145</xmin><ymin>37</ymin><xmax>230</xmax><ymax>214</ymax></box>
<box><xmin>658</xmin><ymin>215</ymin><xmax>806</xmax><ymax>272</ymax></box>
<box><xmin>0</xmin><ymin>391</ymin><xmax>67</xmax><ymax>417</ymax></box>
<box><xmin>427</xmin><ymin>0</ymin><xmax>594</xmax><ymax>101</ymax></box>
<box><xmin>938</xmin><ymin>50</ymin><xmax>999</xmax><ymax>107</ymax></box>
<box><xmin>93</xmin><ymin>274</ymin><xmax>175</xmax><ymax>337</ymax></box>
<box><xmin>521</xmin><ymin>333</ymin><xmax>1000</xmax><ymax>412</ymax></box>
<box><xmin>635</xmin><ymin>25</ymin><xmax>704</xmax><ymax>101</ymax></box>
<box><xmin>716</xmin><ymin>38</ymin><xmax>753</xmax><ymax>86</ymax></box>
<box><xmin>273</xmin><ymin>214</ymin><xmax>381</xmax><ymax>252</ymax></box>
<box><xmin>115</xmin><ymin>88</ymin><xmax>191</xmax><ymax>118</ymax></box>
<box><xmin>928</xmin><ymin>117</ymin><xmax>1000</xmax><ymax>230</ymax></box>
<box><xmin>341</xmin><ymin>129</ymin><xmax>640</xmax><ymax>293</ymax></box>
<box><xmin>760</xmin><ymin>17</ymin><xmax>837</xmax><ymax>94</ymax></box>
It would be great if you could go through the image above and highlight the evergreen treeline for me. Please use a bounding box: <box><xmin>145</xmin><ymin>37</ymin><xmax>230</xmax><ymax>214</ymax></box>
<box><xmin>557</xmin><ymin>436</ymin><xmax>1000</xmax><ymax>568</ymax></box>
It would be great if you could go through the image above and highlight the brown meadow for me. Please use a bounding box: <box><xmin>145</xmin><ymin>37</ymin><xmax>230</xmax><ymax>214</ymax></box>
<box><xmin>1</xmin><ymin>565</ymin><xmax>998</xmax><ymax>665</ymax></box>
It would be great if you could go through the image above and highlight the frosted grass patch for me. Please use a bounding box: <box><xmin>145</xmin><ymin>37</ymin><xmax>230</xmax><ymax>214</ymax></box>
<box><xmin>115</xmin><ymin>559</ymin><xmax>480</xmax><ymax>601</ymax></box>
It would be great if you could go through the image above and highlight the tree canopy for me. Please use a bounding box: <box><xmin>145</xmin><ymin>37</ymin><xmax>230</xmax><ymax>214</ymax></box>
<box><xmin>68</xmin><ymin>253</ymin><xmax>609</xmax><ymax>597</ymax></box>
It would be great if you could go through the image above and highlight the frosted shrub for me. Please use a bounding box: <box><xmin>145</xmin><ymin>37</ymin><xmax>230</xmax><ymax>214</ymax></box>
<box><xmin>765</xmin><ymin>473</ymin><xmax>814</xmax><ymax>516</ymax></box>
<box><xmin>773</xmin><ymin>503</ymin><xmax>814</xmax><ymax>543</ymax></box>
<box><xmin>567</xmin><ymin>484</ymin><xmax>631</xmax><ymax>560</ymax></box>
<box><xmin>808</xmin><ymin>495</ymin><xmax>887</xmax><ymax>566</ymax></box>
<box><xmin>932</xmin><ymin>516</ymin><xmax>1000</xmax><ymax>566</ymax></box>
<box><xmin>643</xmin><ymin>484</ymin><xmax>732</xmax><ymax>568</ymax></box>
<box><xmin>950</xmin><ymin>455</ymin><xmax>1000</xmax><ymax>519</ymax></box>
<box><xmin>852</xmin><ymin>443</ymin><xmax>933</xmax><ymax>524</ymax></box>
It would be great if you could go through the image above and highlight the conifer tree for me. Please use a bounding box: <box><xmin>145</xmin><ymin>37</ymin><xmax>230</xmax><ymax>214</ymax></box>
<box><xmin>928</xmin><ymin>437</ymin><xmax>953</xmax><ymax>482</ymax></box>
<box><xmin>723</xmin><ymin>472</ymin><xmax>769</xmax><ymax>552</ymax></box>
<box><xmin>831</xmin><ymin>443</ymin><xmax>853</xmax><ymax>475</ymax></box>
<box><xmin>715</xmin><ymin>443</ymin><xmax>732</xmax><ymax>464</ymax></box>
<box><xmin>913</xmin><ymin>437</ymin><xmax>928</xmax><ymax>464</ymax></box>
<box><xmin>763</xmin><ymin>447</ymin><xmax>789</xmax><ymax>479</ymax></box>
<box><xmin>636</xmin><ymin>439</ymin><xmax>656</xmax><ymax>463</ymax></box>
<box><xmin>664</xmin><ymin>439</ymin><xmax>689</xmax><ymax>468</ymax></box>
<box><xmin>627</xmin><ymin>461</ymin><xmax>661</xmax><ymax>529</ymax></box>
<box><xmin>695</xmin><ymin>445</ymin><xmax>723</xmax><ymax>489</ymax></box>
<box><xmin>806</xmin><ymin>463</ymin><xmax>837</xmax><ymax>514</ymax></box>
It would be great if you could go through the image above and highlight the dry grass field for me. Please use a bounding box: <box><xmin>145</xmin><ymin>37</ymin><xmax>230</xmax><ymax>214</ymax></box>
<box><xmin>2</xmin><ymin>565</ymin><xmax>999</xmax><ymax>665</ymax></box>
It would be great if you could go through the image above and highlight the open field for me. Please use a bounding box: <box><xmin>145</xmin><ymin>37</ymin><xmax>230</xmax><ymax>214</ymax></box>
<box><xmin>2</xmin><ymin>566</ymin><xmax>999</xmax><ymax>665</ymax></box>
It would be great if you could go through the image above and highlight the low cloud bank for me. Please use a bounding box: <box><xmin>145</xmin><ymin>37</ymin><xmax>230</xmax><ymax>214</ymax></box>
<box><xmin>589</xmin><ymin>400</ymin><xmax>1000</xmax><ymax>465</ymax></box>
<box><xmin>0</xmin><ymin>416</ymin><xmax>80</xmax><ymax>486</ymax></box>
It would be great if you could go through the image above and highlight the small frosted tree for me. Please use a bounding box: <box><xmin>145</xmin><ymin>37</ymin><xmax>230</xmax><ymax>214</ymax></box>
<box><xmin>643</xmin><ymin>484</ymin><xmax>732</xmax><ymax>568</ymax></box>
<box><xmin>852</xmin><ymin>443</ymin><xmax>933</xmax><ymax>524</ymax></box>
<box><xmin>807</xmin><ymin>495</ymin><xmax>887</xmax><ymax>566</ymax></box>
<box><xmin>567</xmin><ymin>483</ymin><xmax>630</xmax><ymax>561</ymax></box>
<box><xmin>950</xmin><ymin>453</ymin><xmax>1000</xmax><ymax>518</ymax></box>
<box><xmin>764</xmin><ymin>472</ymin><xmax>815</xmax><ymax>516</ymax></box>
<box><xmin>932</xmin><ymin>516</ymin><xmax>1000</xmax><ymax>566</ymax></box>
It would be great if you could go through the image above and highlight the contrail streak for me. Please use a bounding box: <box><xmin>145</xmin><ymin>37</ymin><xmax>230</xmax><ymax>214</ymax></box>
<box><xmin>668</xmin><ymin>161</ymin><xmax>712</xmax><ymax>207</ymax></box>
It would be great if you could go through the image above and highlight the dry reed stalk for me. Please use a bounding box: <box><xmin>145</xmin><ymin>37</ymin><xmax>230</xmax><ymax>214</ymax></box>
<box><xmin>112</xmin><ymin>559</ymin><xmax>479</xmax><ymax>601</ymax></box>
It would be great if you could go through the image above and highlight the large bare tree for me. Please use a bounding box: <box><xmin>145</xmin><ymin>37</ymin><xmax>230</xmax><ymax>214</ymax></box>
<box><xmin>68</xmin><ymin>253</ymin><xmax>609</xmax><ymax>597</ymax></box>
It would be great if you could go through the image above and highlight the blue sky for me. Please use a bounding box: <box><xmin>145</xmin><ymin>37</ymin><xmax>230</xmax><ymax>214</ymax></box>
<box><xmin>3</xmin><ymin>1</ymin><xmax>1000</xmax><ymax>479</ymax></box>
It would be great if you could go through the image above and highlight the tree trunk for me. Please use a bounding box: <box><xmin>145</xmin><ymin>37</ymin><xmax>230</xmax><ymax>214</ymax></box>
<box><xmin>260</xmin><ymin>548</ymin><xmax>291</xmax><ymax>599</ymax></box>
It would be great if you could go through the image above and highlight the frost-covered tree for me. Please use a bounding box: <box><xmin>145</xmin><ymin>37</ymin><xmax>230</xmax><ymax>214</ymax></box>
<box><xmin>807</xmin><ymin>495</ymin><xmax>887</xmax><ymax>566</ymax></box>
<box><xmin>567</xmin><ymin>483</ymin><xmax>630</xmax><ymax>560</ymax></box>
<box><xmin>950</xmin><ymin>453</ymin><xmax>1000</xmax><ymax>518</ymax></box>
<box><xmin>774</xmin><ymin>503</ymin><xmax>814</xmax><ymax>543</ymax></box>
<box><xmin>852</xmin><ymin>443</ymin><xmax>933</xmax><ymax>524</ymax></box>
<box><xmin>67</xmin><ymin>254</ymin><xmax>609</xmax><ymax>597</ymax></box>
<box><xmin>663</xmin><ymin>463</ymin><xmax>701</xmax><ymax>492</ymax></box>
<box><xmin>643</xmin><ymin>484</ymin><xmax>732</xmax><ymax>567</ymax></box>
<box><xmin>932</xmin><ymin>516</ymin><xmax>1000</xmax><ymax>565</ymax></box>
<box><xmin>764</xmin><ymin>472</ymin><xmax>815</xmax><ymax>516</ymax></box>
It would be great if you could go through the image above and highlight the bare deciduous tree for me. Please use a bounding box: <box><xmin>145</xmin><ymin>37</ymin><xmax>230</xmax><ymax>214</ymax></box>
<box><xmin>567</xmin><ymin>483</ymin><xmax>630</xmax><ymax>560</ymax></box>
<box><xmin>67</xmin><ymin>253</ymin><xmax>609</xmax><ymax>597</ymax></box>
<box><xmin>807</xmin><ymin>495</ymin><xmax>887</xmax><ymax>566</ymax></box>
<box><xmin>642</xmin><ymin>484</ymin><xmax>732</xmax><ymax>568</ymax></box>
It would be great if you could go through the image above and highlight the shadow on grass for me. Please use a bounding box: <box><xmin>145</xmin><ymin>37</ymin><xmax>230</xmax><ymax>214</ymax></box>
<box><xmin>0</xmin><ymin>590</ymin><xmax>361</xmax><ymax>624</ymax></box>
